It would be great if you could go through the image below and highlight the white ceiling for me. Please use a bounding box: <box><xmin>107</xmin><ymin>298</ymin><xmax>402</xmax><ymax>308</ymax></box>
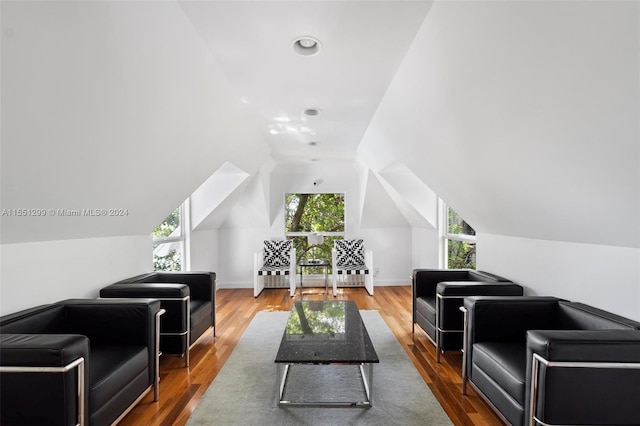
<box><xmin>178</xmin><ymin>0</ymin><xmax>433</xmax><ymax>162</ymax></box>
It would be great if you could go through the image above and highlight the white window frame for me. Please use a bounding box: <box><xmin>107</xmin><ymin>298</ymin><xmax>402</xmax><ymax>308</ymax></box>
<box><xmin>284</xmin><ymin>193</ymin><xmax>346</xmax><ymax>272</ymax></box>
<box><xmin>283</xmin><ymin>193</ymin><xmax>346</xmax><ymax>241</ymax></box>
<box><xmin>152</xmin><ymin>202</ymin><xmax>189</xmax><ymax>271</ymax></box>
<box><xmin>439</xmin><ymin>199</ymin><xmax>476</xmax><ymax>269</ymax></box>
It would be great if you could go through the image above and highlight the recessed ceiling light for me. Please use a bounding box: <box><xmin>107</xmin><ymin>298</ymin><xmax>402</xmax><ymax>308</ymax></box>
<box><xmin>292</xmin><ymin>36</ymin><xmax>321</xmax><ymax>56</ymax></box>
<box><xmin>304</xmin><ymin>108</ymin><xmax>322</xmax><ymax>117</ymax></box>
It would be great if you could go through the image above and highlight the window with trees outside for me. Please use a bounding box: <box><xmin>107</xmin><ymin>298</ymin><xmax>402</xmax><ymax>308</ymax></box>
<box><xmin>444</xmin><ymin>205</ymin><xmax>476</xmax><ymax>269</ymax></box>
<box><xmin>152</xmin><ymin>206</ymin><xmax>184</xmax><ymax>271</ymax></box>
<box><xmin>285</xmin><ymin>193</ymin><xmax>345</xmax><ymax>270</ymax></box>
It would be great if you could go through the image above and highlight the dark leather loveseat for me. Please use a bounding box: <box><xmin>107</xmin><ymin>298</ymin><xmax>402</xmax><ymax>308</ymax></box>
<box><xmin>100</xmin><ymin>271</ymin><xmax>216</xmax><ymax>367</ymax></box>
<box><xmin>462</xmin><ymin>296</ymin><xmax>640</xmax><ymax>426</ymax></box>
<box><xmin>412</xmin><ymin>269</ymin><xmax>523</xmax><ymax>361</ymax></box>
<box><xmin>0</xmin><ymin>298</ymin><xmax>162</xmax><ymax>426</ymax></box>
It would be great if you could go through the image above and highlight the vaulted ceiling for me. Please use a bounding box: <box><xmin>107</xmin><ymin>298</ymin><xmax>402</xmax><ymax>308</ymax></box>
<box><xmin>2</xmin><ymin>1</ymin><xmax>638</xmax><ymax>249</ymax></box>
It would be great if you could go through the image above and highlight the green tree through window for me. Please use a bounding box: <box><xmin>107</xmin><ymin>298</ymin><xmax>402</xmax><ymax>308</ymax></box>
<box><xmin>446</xmin><ymin>206</ymin><xmax>476</xmax><ymax>269</ymax></box>
<box><xmin>152</xmin><ymin>207</ymin><xmax>183</xmax><ymax>271</ymax></box>
<box><xmin>285</xmin><ymin>193</ymin><xmax>345</xmax><ymax>266</ymax></box>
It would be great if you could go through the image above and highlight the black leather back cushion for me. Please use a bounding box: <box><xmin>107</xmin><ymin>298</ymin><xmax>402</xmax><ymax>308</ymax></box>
<box><xmin>0</xmin><ymin>305</ymin><xmax>65</xmax><ymax>334</ymax></box>
<box><xmin>556</xmin><ymin>302</ymin><xmax>640</xmax><ymax>330</ymax></box>
<box><xmin>468</xmin><ymin>270</ymin><xmax>502</xmax><ymax>282</ymax></box>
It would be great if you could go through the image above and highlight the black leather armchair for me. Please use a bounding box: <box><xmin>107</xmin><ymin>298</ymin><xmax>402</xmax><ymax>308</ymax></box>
<box><xmin>412</xmin><ymin>269</ymin><xmax>522</xmax><ymax>361</ymax></box>
<box><xmin>100</xmin><ymin>271</ymin><xmax>216</xmax><ymax>367</ymax></box>
<box><xmin>0</xmin><ymin>298</ymin><xmax>162</xmax><ymax>426</ymax></box>
<box><xmin>462</xmin><ymin>296</ymin><xmax>640</xmax><ymax>426</ymax></box>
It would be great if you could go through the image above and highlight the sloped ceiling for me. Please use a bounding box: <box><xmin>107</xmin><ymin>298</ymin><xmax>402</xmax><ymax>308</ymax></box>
<box><xmin>360</xmin><ymin>0</ymin><xmax>640</xmax><ymax>248</ymax></box>
<box><xmin>191</xmin><ymin>162</ymin><xmax>251</xmax><ymax>230</ymax></box>
<box><xmin>360</xmin><ymin>170</ymin><xmax>410</xmax><ymax>228</ymax></box>
<box><xmin>2</xmin><ymin>1</ymin><xmax>638</xmax><ymax>251</ymax></box>
<box><xmin>1</xmin><ymin>1</ymin><xmax>269</xmax><ymax>244</ymax></box>
<box><xmin>219</xmin><ymin>173</ymin><xmax>272</xmax><ymax>230</ymax></box>
<box><xmin>376</xmin><ymin>161</ymin><xmax>438</xmax><ymax>228</ymax></box>
<box><xmin>0</xmin><ymin>0</ymin><xmax>432</xmax><ymax>244</ymax></box>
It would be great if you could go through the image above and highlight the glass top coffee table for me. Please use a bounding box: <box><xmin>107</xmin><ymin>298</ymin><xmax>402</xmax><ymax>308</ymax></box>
<box><xmin>274</xmin><ymin>300</ymin><xmax>379</xmax><ymax>407</ymax></box>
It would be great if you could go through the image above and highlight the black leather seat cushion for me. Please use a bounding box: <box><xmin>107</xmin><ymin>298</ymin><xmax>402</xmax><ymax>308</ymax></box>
<box><xmin>415</xmin><ymin>297</ymin><xmax>435</xmax><ymax>324</ymax></box>
<box><xmin>89</xmin><ymin>345</ymin><xmax>148</xmax><ymax>410</ymax></box>
<box><xmin>191</xmin><ymin>300</ymin><xmax>212</xmax><ymax>325</ymax></box>
<box><xmin>415</xmin><ymin>296</ymin><xmax>436</xmax><ymax>338</ymax></box>
<box><xmin>190</xmin><ymin>300</ymin><xmax>212</xmax><ymax>345</ymax></box>
<box><xmin>473</xmin><ymin>342</ymin><xmax>527</xmax><ymax>405</ymax></box>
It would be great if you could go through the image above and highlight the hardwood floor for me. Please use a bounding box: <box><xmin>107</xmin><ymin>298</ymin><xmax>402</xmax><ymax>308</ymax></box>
<box><xmin>118</xmin><ymin>286</ymin><xmax>504</xmax><ymax>426</ymax></box>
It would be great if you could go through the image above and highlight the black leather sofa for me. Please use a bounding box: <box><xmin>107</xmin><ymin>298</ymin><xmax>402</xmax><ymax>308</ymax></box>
<box><xmin>100</xmin><ymin>271</ymin><xmax>216</xmax><ymax>367</ymax></box>
<box><xmin>462</xmin><ymin>296</ymin><xmax>640</xmax><ymax>426</ymax></box>
<box><xmin>412</xmin><ymin>269</ymin><xmax>523</xmax><ymax>361</ymax></box>
<box><xmin>0</xmin><ymin>298</ymin><xmax>162</xmax><ymax>426</ymax></box>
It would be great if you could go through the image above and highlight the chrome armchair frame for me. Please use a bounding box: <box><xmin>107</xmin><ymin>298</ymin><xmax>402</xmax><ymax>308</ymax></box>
<box><xmin>460</xmin><ymin>306</ymin><xmax>469</xmax><ymax>395</ymax></box>
<box><xmin>528</xmin><ymin>354</ymin><xmax>640</xmax><ymax>426</ymax></box>
<box><xmin>0</xmin><ymin>358</ymin><xmax>86</xmax><ymax>426</ymax></box>
<box><xmin>154</xmin><ymin>295</ymin><xmax>190</xmax><ymax>367</ymax></box>
<box><xmin>434</xmin><ymin>293</ymin><xmax>466</xmax><ymax>363</ymax></box>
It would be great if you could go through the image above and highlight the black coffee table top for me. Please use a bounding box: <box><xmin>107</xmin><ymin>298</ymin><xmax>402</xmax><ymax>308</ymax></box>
<box><xmin>274</xmin><ymin>300</ymin><xmax>379</xmax><ymax>364</ymax></box>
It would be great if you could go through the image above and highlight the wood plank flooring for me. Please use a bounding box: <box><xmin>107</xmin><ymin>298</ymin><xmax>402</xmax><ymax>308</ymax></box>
<box><xmin>118</xmin><ymin>286</ymin><xmax>504</xmax><ymax>426</ymax></box>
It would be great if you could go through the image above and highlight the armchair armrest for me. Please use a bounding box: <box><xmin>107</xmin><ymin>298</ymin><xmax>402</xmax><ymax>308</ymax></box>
<box><xmin>0</xmin><ymin>333</ymin><xmax>88</xmax><ymax>367</ymax></box>
<box><xmin>0</xmin><ymin>334</ymin><xmax>89</xmax><ymax>426</ymax></box>
<box><xmin>100</xmin><ymin>283</ymin><xmax>189</xmax><ymax>299</ymax></box>
<box><xmin>525</xmin><ymin>329</ymin><xmax>640</xmax><ymax>425</ymax></box>
<box><xmin>437</xmin><ymin>281</ymin><xmax>523</xmax><ymax>296</ymax></box>
<box><xmin>527</xmin><ymin>329</ymin><xmax>640</xmax><ymax>362</ymax></box>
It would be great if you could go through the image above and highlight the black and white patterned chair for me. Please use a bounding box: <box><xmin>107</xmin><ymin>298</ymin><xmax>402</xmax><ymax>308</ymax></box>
<box><xmin>331</xmin><ymin>239</ymin><xmax>374</xmax><ymax>296</ymax></box>
<box><xmin>253</xmin><ymin>240</ymin><xmax>296</xmax><ymax>297</ymax></box>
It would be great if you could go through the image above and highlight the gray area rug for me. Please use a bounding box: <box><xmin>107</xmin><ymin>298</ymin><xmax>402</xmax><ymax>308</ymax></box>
<box><xmin>187</xmin><ymin>310</ymin><xmax>452</xmax><ymax>425</ymax></box>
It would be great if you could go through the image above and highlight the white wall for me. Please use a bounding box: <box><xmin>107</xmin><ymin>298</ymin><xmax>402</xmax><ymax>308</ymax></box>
<box><xmin>358</xmin><ymin>227</ymin><xmax>412</xmax><ymax>286</ymax></box>
<box><xmin>214</xmin><ymin>160</ymin><xmax>413</xmax><ymax>289</ymax></box>
<box><xmin>478</xmin><ymin>233</ymin><xmax>640</xmax><ymax>321</ymax></box>
<box><xmin>189</xmin><ymin>229</ymin><xmax>219</xmax><ymax>273</ymax></box>
<box><xmin>218</xmin><ymin>227</ymin><xmax>272</xmax><ymax>288</ymax></box>
<box><xmin>411</xmin><ymin>227</ymin><xmax>440</xmax><ymax>270</ymax></box>
<box><xmin>0</xmin><ymin>235</ymin><xmax>151</xmax><ymax>315</ymax></box>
